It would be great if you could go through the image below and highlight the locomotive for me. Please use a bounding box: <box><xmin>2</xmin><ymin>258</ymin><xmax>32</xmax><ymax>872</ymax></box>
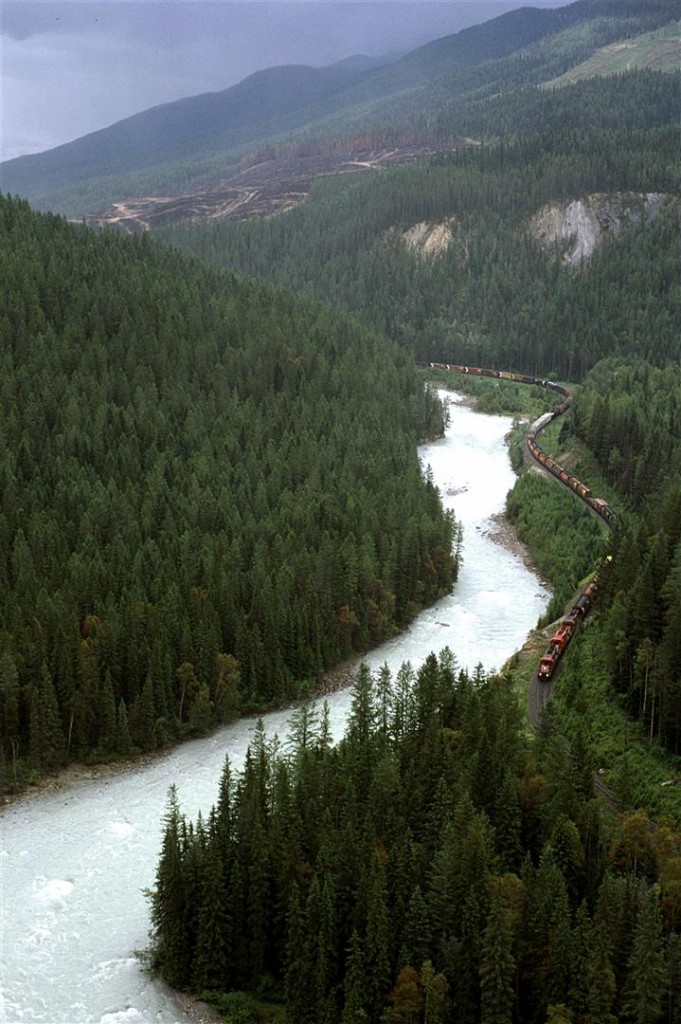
<box><xmin>428</xmin><ymin>362</ymin><xmax>618</xmax><ymax>678</ymax></box>
<box><xmin>537</xmin><ymin>576</ymin><xmax>601</xmax><ymax>680</ymax></box>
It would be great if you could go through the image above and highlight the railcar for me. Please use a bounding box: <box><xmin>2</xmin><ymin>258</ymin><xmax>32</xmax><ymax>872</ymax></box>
<box><xmin>538</xmin><ymin>620</ymin><xmax>576</xmax><ymax>680</ymax></box>
<box><xmin>424</xmin><ymin>360</ymin><xmax>617</xmax><ymax>680</ymax></box>
<box><xmin>587</xmin><ymin>497</ymin><xmax>617</xmax><ymax>526</ymax></box>
<box><xmin>529</xmin><ymin>411</ymin><xmax>554</xmax><ymax>436</ymax></box>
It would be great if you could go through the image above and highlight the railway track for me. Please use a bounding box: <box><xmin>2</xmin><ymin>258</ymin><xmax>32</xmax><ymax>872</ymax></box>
<box><xmin>427</xmin><ymin>362</ymin><xmax>616</xmax><ymax>714</ymax></box>
<box><xmin>426</xmin><ymin>363</ymin><xmax>658</xmax><ymax>825</ymax></box>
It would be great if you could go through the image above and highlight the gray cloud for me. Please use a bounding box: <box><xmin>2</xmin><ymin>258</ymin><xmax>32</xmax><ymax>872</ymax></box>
<box><xmin>1</xmin><ymin>1</ymin><xmax>569</xmax><ymax>160</ymax></box>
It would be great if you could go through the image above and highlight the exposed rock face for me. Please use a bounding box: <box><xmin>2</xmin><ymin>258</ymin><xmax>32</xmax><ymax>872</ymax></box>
<box><xmin>401</xmin><ymin>219</ymin><xmax>454</xmax><ymax>258</ymax></box>
<box><xmin>529</xmin><ymin>192</ymin><xmax>672</xmax><ymax>264</ymax></box>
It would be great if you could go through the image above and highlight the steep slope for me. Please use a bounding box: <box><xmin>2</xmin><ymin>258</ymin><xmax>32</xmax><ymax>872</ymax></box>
<box><xmin>2</xmin><ymin>0</ymin><xmax>679</xmax><ymax>216</ymax></box>
<box><xmin>0</xmin><ymin>192</ymin><xmax>455</xmax><ymax>780</ymax></box>
<box><xmin>546</xmin><ymin>19</ymin><xmax>681</xmax><ymax>84</ymax></box>
<box><xmin>0</xmin><ymin>61</ymin><xmax>379</xmax><ymax>197</ymax></box>
<box><xmin>528</xmin><ymin>191</ymin><xmax>674</xmax><ymax>264</ymax></box>
<box><xmin>159</xmin><ymin>67</ymin><xmax>680</xmax><ymax>378</ymax></box>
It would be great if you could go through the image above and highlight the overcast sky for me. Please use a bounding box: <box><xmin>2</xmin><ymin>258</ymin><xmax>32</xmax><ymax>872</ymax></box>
<box><xmin>1</xmin><ymin>0</ymin><xmax>570</xmax><ymax>162</ymax></box>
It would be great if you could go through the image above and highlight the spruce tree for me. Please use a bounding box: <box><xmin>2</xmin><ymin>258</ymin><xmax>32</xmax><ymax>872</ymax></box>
<box><xmin>365</xmin><ymin>853</ymin><xmax>392</xmax><ymax>1022</ymax></box>
<box><xmin>115</xmin><ymin>697</ymin><xmax>133</xmax><ymax>755</ymax></box>
<box><xmin>623</xmin><ymin>884</ymin><xmax>667</xmax><ymax>1024</ymax></box>
<box><xmin>191</xmin><ymin>841</ymin><xmax>227</xmax><ymax>991</ymax></box>
<box><xmin>342</xmin><ymin>930</ymin><xmax>370</xmax><ymax>1024</ymax></box>
<box><xmin>285</xmin><ymin>882</ymin><xmax>314</xmax><ymax>1024</ymax></box>
<box><xmin>99</xmin><ymin>670</ymin><xmax>117</xmax><ymax>753</ymax></box>
<box><xmin>586</xmin><ymin>918</ymin><xmax>617</xmax><ymax>1024</ymax></box>
<box><xmin>148</xmin><ymin>786</ymin><xmax>192</xmax><ymax>989</ymax></box>
<box><xmin>480</xmin><ymin>888</ymin><xmax>515</xmax><ymax>1024</ymax></box>
<box><xmin>401</xmin><ymin>885</ymin><xmax>432</xmax><ymax>970</ymax></box>
<box><xmin>29</xmin><ymin>660</ymin><xmax>65</xmax><ymax>771</ymax></box>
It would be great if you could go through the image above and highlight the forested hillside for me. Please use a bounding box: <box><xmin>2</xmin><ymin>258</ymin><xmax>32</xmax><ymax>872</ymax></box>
<box><xmin>1</xmin><ymin>0</ymin><xmax>678</xmax><ymax>218</ymax></box>
<box><xmin>148</xmin><ymin>653</ymin><xmax>681</xmax><ymax>1024</ymax></box>
<box><xmin>161</xmin><ymin>69</ymin><xmax>680</xmax><ymax>377</ymax></box>
<box><xmin>4</xmin><ymin>0</ymin><xmax>681</xmax><ymax>1019</ymax></box>
<box><xmin>156</xmin><ymin>57</ymin><xmax>681</xmax><ymax>779</ymax></box>
<box><xmin>0</xmin><ymin>194</ymin><xmax>456</xmax><ymax>787</ymax></box>
<box><xmin>571</xmin><ymin>360</ymin><xmax>681</xmax><ymax>752</ymax></box>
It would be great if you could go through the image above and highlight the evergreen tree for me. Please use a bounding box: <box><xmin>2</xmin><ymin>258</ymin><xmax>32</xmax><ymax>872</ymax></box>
<box><xmin>115</xmin><ymin>698</ymin><xmax>133</xmax><ymax>755</ymax></box>
<box><xmin>623</xmin><ymin>884</ymin><xmax>667</xmax><ymax>1024</ymax></box>
<box><xmin>0</xmin><ymin>652</ymin><xmax>20</xmax><ymax>781</ymax></box>
<box><xmin>148</xmin><ymin>786</ymin><xmax>192</xmax><ymax>989</ymax></box>
<box><xmin>191</xmin><ymin>841</ymin><xmax>227</xmax><ymax>991</ymax></box>
<box><xmin>342</xmin><ymin>930</ymin><xmax>370</xmax><ymax>1024</ymax></box>
<box><xmin>400</xmin><ymin>885</ymin><xmax>432</xmax><ymax>970</ymax></box>
<box><xmin>365</xmin><ymin>853</ymin><xmax>393</xmax><ymax>1022</ymax></box>
<box><xmin>99</xmin><ymin>670</ymin><xmax>117</xmax><ymax>753</ymax></box>
<box><xmin>29</xmin><ymin>661</ymin><xmax>65</xmax><ymax>771</ymax></box>
<box><xmin>586</xmin><ymin>918</ymin><xmax>617</xmax><ymax>1024</ymax></box>
<box><xmin>285</xmin><ymin>882</ymin><xmax>314</xmax><ymax>1024</ymax></box>
<box><xmin>480</xmin><ymin>888</ymin><xmax>515</xmax><ymax>1024</ymax></box>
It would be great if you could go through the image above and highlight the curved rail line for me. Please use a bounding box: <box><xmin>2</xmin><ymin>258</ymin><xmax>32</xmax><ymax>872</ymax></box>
<box><xmin>428</xmin><ymin>362</ymin><xmax>617</xmax><ymax>684</ymax></box>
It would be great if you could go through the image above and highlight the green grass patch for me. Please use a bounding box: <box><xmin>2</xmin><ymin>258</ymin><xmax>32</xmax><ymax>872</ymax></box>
<box><xmin>547</xmin><ymin>21</ymin><xmax>681</xmax><ymax>86</ymax></box>
<box><xmin>424</xmin><ymin>369</ymin><xmax>556</xmax><ymax>418</ymax></box>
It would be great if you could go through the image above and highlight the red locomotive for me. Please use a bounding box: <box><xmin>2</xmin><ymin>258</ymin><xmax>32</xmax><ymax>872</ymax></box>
<box><xmin>537</xmin><ymin>576</ymin><xmax>600</xmax><ymax>680</ymax></box>
<box><xmin>428</xmin><ymin>361</ymin><xmax>618</xmax><ymax>680</ymax></box>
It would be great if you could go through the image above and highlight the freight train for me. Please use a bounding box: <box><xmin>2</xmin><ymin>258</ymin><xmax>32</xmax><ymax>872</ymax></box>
<box><xmin>428</xmin><ymin>362</ymin><xmax>618</xmax><ymax>680</ymax></box>
<box><xmin>429</xmin><ymin>363</ymin><xmax>617</xmax><ymax>527</ymax></box>
<box><xmin>526</xmin><ymin>410</ymin><xmax>617</xmax><ymax>528</ymax></box>
<box><xmin>537</xmin><ymin>575</ymin><xmax>601</xmax><ymax>680</ymax></box>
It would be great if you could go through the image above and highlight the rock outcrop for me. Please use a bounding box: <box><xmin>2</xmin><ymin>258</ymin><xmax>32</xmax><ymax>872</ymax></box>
<box><xmin>401</xmin><ymin>219</ymin><xmax>455</xmax><ymax>258</ymax></box>
<box><xmin>529</xmin><ymin>192</ymin><xmax>672</xmax><ymax>264</ymax></box>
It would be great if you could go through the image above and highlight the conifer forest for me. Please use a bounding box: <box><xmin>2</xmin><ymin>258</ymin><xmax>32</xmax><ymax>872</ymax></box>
<box><xmin>0</xmin><ymin>194</ymin><xmax>455</xmax><ymax>777</ymax></box>
<box><xmin>2</xmin><ymin>0</ymin><xmax>681</xmax><ymax>1021</ymax></box>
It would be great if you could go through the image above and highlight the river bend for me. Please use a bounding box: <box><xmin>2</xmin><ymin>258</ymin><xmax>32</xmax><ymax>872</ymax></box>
<box><xmin>0</xmin><ymin>393</ymin><xmax>550</xmax><ymax>1024</ymax></box>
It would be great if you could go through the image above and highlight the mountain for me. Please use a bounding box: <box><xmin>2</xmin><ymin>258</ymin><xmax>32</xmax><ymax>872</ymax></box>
<box><xmin>0</xmin><ymin>61</ymin><xmax>379</xmax><ymax>196</ymax></box>
<box><xmin>2</xmin><ymin>0</ymin><xmax>679</xmax><ymax>218</ymax></box>
<box><xmin>545</xmin><ymin>18</ymin><xmax>681</xmax><ymax>84</ymax></box>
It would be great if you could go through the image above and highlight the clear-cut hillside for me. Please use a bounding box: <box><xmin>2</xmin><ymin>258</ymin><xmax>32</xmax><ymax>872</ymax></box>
<box><xmin>2</xmin><ymin>0</ymin><xmax>679</xmax><ymax>219</ymax></box>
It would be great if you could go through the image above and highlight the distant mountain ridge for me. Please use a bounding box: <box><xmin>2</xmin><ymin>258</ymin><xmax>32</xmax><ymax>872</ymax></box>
<box><xmin>1</xmin><ymin>61</ymin><xmax>380</xmax><ymax>193</ymax></box>
<box><xmin>2</xmin><ymin>0</ymin><xmax>679</xmax><ymax>215</ymax></box>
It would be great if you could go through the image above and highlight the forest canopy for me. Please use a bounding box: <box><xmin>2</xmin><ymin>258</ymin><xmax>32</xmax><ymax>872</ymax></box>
<box><xmin>0</xmin><ymin>194</ymin><xmax>457</xmax><ymax>782</ymax></box>
<box><xmin>148</xmin><ymin>653</ymin><xmax>681</xmax><ymax>1024</ymax></box>
<box><xmin>160</xmin><ymin>73</ymin><xmax>680</xmax><ymax>379</ymax></box>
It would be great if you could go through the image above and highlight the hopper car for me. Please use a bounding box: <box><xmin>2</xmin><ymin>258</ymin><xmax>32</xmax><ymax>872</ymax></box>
<box><xmin>427</xmin><ymin>361</ymin><xmax>618</xmax><ymax>679</ymax></box>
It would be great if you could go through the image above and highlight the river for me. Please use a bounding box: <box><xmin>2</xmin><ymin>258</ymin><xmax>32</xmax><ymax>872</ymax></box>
<box><xmin>0</xmin><ymin>393</ymin><xmax>550</xmax><ymax>1024</ymax></box>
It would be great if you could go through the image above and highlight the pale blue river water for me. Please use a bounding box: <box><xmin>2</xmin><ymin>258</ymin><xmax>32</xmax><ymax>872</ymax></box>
<box><xmin>0</xmin><ymin>393</ymin><xmax>550</xmax><ymax>1023</ymax></box>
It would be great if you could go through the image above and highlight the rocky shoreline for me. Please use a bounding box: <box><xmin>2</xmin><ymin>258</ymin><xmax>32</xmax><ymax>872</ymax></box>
<box><xmin>174</xmin><ymin>991</ymin><xmax>227</xmax><ymax>1024</ymax></box>
<box><xmin>485</xmin><ymin>509</ymin><xmax>551</xmax><ymax>588</ymax></box>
